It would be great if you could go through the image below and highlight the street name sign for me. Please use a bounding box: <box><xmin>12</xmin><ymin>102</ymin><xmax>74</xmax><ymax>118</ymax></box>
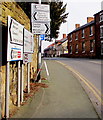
<box><xmin>24</xmin><ymin>29</ymin><xmax>34</xmax><ymax>53</ymax></box>
<box><xmin>7</xmin><ymin>16</ymin><xmax>24</xmax><ymax>61</ymax></box>
<box><xmin>31</xmin><ymin>3</ymin><xmax>50</xmax><ymax>34</ymax></box>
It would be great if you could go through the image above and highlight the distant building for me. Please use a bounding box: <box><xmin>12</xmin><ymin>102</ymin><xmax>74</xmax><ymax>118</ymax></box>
<box><xmin>44</xmin><ymin>34</ymin><xmax>68</xmax><ymax>57</ymax></box>
<box><xmin>67</xmin><ymin>17</ymin><xmax>95</xmax><ymax>58</ymax></box>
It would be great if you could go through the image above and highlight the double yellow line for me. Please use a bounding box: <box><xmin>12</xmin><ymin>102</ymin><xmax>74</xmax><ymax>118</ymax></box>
<box><xmin>56</xmin><ymin>60</ymin><xmax>103</xmax><ymax>105</ymax></box>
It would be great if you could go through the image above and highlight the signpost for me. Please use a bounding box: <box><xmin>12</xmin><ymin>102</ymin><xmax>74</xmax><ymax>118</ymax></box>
<box><xmin>31</xmin><ymin>3</ymin><xmax>50</xmax><ymax>35</ymax></box>
<box><xmin>31</xmin><ymin>3</ymin><xmax>50</xmax><ymax>82</ymax></box>
<box><xmin>32</xmin><ymin>23</ymin><xmax>50</xmax><ymax>34</ymax></box>
<box><xmin>7</xmin><ymin>16</ymin><xmax>24</xmax><ymax>61</ymax></box>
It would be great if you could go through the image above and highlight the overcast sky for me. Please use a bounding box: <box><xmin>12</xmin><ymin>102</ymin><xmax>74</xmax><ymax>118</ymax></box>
<box><xmin>42</xmin><ymin>0</ymin><xmax>102</xmax><ymax>53</ymax></box>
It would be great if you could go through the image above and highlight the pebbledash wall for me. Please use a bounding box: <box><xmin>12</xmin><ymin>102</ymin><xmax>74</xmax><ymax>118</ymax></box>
<box><xmin>0</xmin><ymin>1</ymin><xmax>38</xmax><ymax>118</ymax></box>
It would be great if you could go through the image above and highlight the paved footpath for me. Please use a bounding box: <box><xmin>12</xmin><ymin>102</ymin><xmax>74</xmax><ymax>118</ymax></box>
<box><xmin>12</xmin><ymin>60</ymin><xmax>100</xmax><ymax>119</ymax></box>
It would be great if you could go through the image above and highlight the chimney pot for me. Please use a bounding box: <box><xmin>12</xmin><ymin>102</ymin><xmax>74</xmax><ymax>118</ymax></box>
<box><xmin>87</xmin><ymin>17</ymin><xmax>94</xmax><ymax>23</ymax></box>
<box><xmin>75</xmin><ymin>24</ymin><xmax>80</xmax><ymax>29</ymax></box>
<box><xmin>63</xmin><ymin>34</ymin><xmax>66</xmax><ymax>38</ymax></box>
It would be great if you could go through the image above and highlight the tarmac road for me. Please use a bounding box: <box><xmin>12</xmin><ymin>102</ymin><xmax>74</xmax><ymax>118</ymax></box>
<box><xmin>12</xmin><ymin>59</ymin><xmax>100</xmax><ymax>119</ymax></box>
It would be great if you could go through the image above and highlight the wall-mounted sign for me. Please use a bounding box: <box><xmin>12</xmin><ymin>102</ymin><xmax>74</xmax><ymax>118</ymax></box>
<box><xmin>31</xmin><ymin>3</ymin><xmax>50</xmax><ymax>35</ymax></box>
<box><xmin>24</xmin><ymin>29</ymin><xmax>34</xmax><ymax>53</ymax></box>
<box><xmin>23</xmin><ymin>53</ymin><xmax>32</xmax><ymax>64</ymax></box>
<box><xmin>7</xmin><ymin>16</ymin><xmax>24</xmax><ymax>61</ymax></box>
<box><xmin>7</xmin><ymin>44</ymin><xmax>23</xmax><ymax>61</ymax></box>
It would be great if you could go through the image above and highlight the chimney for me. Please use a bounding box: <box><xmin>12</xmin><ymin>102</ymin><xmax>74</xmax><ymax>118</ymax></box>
<box><xmin>63</xmin><ymin>34</ymin><xmax>66</xmax><ymax>38</ymax></box>
<box><xmin>87</xmin><ymin>17</ymin><xmax>94</xmax><ymax>23</ymax></box>
<box><xmin>75</xmin><ymin>24</ymin><xmax>80</xmax><ymax>29</ymax></box>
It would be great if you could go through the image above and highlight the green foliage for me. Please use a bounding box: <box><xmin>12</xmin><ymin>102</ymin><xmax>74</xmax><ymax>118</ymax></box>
<box><xmin>50</xmin><ymin>1</ymin><xmax>68</xmax><ymax>39</ymax></box>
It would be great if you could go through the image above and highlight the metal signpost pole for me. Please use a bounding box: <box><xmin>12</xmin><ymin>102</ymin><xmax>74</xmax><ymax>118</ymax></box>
<box><xmin>27</xmin><ymin>63</ymin><xmax>30</xmax><ymax>93</ymax></box>
<box><xmin>38</xmin><ymin>0</ymin><xmax>42</xmax><ymax>82</ymax></box>
<box><xmin>17</xmin><ymin>61</ymin><xmax>21</xmax><ymax>107</ymax></box>
<box><xmin>5</xmin><ymin>62</ymin><xmax>10</xmax><ymax>118</ymax></box>
<box><xmin>21</xmin><ymin>63</ymin><xmax>24</xmax><ymax>103</ymax></box>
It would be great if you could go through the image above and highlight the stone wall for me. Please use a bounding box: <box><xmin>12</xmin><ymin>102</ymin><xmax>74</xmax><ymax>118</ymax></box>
<box><xmin>0</xmin><ymin>1</ymin><xmax>38</xmax><ymax>118</ymax></box>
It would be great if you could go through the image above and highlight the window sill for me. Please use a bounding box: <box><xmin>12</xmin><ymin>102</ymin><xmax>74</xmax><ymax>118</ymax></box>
<box><xmin>89</xmin><ymin>34</ymin><xmax>93</xmax><ymax>37</ymax></box>
<box><xmin>69</xmin><ymin>40</ymin><xmax>72</xmax><ymax>42</ymax></box>
<box><xmin>82</xmin><ymin>51</ymin><xmax>85</xmax><ymax>53</ymax></box>
<box><xmin>90</xmin><ymin>50</ymin><xmax>94</xmax><ymax>53</ymax></box>
<box><xmin>82</xmin><ymin>37</ymin><xmax>85</xmax><ymax>39</ymax></box>
<box><xmin>75</xmin><ymin>52</ymin><xmax>78</xmax><ymax>54</ymax></box>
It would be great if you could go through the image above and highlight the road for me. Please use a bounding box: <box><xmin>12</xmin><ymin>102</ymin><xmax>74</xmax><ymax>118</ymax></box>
<box><xmin>43</xmin><ymin>57</ymin><xmax>102</xmax><ymax>118</ymax></box>
<box><xmin>12</xmin><ymin>58</ymin><xmax>100</xmax><ymax>119</ymax></box>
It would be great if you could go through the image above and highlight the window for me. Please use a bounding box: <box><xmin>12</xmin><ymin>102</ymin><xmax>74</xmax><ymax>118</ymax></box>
<box><xmin>90</xmin><ymin>40</ymin><xmax>94</xmax><ymax>52</ymax></box>
<box><xmin>75</xmin><ymin>44</ymin><xmax>78</xmax><ymax>53</ymax></box>
<box><xmin>100</xmin><ymin>13</ymin><xmax>103</xmax><ymax>22</ymax></box>
<box><xmin>75</xmin><ymin>33</ymin><xmax>78</xmax><ymax>40</ymax></box>
<box><xmin>82</xmin><ymin>29</ymin><xmax>85</xmax><ymax>38</ymax></box>
<box><xmin>70</xmin><ymin>45</ymin><xmax>72</xmax><ymax>54</ymax></box>
<box><xmin>101</xmin><ymin>42</ymin><xmax>103</xmax><ymax>55</ymax></box>
<box><xmin>70</xmin><ymin>34</ymin><xmax>72</xmax><ymax>42</ymax></box>
<box><xmin>100</xmin><ymin>25</ymin><xmax>103</xmax><ymax>38</ymax></box>
<box><xmin>90</xmin><ymin>26</ymin><xmax>93</xmax><ymax>36</ymax></box>
<box><xmin>82</xmin><ymin>42</ymin><xmax>85</xmax><ymax>52</ymax></box>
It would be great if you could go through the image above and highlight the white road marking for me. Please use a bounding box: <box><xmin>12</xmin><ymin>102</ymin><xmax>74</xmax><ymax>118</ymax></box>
<box><xmin>44</xmin><ymin>61</ymin><xmax>50</xmax><ymax>77</ymax></box>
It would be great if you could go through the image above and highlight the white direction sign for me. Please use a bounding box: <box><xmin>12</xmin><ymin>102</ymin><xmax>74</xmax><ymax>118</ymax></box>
<box><xmin>33</xmin><ymin>11</ymin><xmax>50</xmax><ymax>22</ymax></box>
<box><xmin>32</xmin><ymin>23</ymin><xmax>50</xmax><ymax>34</ymax></box>
<box><xmin>24</xmin><ymin>29</ymin><xmax>34</xmax><ymax>53</ymax></box>
<box><xmin>31</xmin><ymin>3</ymin><xmax>50</xmax><ymax>34</ymax></box>
<box><xmin>7</xmin><ymin>16</ymin><xmax>24</xmax><ymax>61</ymax></box>
<box><xmin>32</xmin><ymin>4</ymin><xmax>50</xmax><ymax>11</ymax></box>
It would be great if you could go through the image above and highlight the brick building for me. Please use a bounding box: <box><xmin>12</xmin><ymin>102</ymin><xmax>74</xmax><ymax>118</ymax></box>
<box><xmin>94</xmin><ymin>10</ymin><xmax>103</xmax><ymax>58</ymax></box>
<box><xmin>68</xmin><ymin>17</ymin><xmax>95</xmax><ymax>58</ymax></box>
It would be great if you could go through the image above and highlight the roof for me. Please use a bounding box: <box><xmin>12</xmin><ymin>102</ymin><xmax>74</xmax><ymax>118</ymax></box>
<box><xmin>68</xmin><ymin>21</ymin><xmax>95</xmax><ymax>35</ymax></box>
<box><xmin>94</xmin><ymin>10</ymin><xmax>103</xmax><ymax>16</ymax></box>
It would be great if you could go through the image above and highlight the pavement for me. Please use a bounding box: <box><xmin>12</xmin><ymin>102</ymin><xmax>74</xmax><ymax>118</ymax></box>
<box><xmin>12</xmin><ymin>59</ymin><xmax>100</xmax><ymax>119</ymax></box>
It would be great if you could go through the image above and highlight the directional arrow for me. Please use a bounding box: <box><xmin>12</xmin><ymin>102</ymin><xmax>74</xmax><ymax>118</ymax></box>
<box><xmin>32</xmin><ymin>22</ymin><xmax>50</xmax><ymax>34</ymax></box>
<box><xmin>45</xmin><ymin>23</ymin><xmax>50</xmax><ymax>34</ymax></box>
<box><xmin>33</xmin><ymin>12</ymin><xmax>37</xmax><ymax>20</ymax></box>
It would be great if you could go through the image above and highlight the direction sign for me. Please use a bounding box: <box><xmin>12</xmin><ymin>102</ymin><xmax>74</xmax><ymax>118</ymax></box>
<box><xmin>24</xmin><ymin>29</ymin><xmax>34</xmax><ymax>53</ymax></box>
<box><xmin>31</xmin><ymin>3</ymin><xmax>50</xmax><ymax>35</ymax></box>
<box><xmin>32</xmin><ymin>22</ymin><xmax>50</xmax><ymax>34</ymax></box>
<box><xmin>32</xmin><ymin>11</ymin><xmax>50</xmax><ymax>22</ymax></box>
<box><xmin>31</xmin><ymin>4</ymin><xmax>50</xmax><ymax>11</ymax></box>
<box><xmin>7</xmin><ymin>16</ymin><xmax>24</xmax><ymax>61</ymax></box>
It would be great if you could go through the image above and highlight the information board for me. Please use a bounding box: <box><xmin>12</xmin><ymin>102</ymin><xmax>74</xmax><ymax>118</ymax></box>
<box><xmin>7</xmin><ymin>16</ymin><xmax>24</xmax><ymax>61</ymax></box>
<box><xmin>24</xmin><ymin>29</ymin><xmax>34</xmax><ymax>53</ymax></box>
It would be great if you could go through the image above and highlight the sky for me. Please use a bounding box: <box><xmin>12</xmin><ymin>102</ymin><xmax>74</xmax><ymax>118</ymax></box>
<box><xmin>42</xmin><ymin>0</ymin><xmax>102</xmax><ymax>53</ymax></box>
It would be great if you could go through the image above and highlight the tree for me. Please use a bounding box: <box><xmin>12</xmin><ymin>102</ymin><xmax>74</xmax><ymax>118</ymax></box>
<box><xmin>50</xmin><ymin>1</ymin><xmax>68</xmax><ymax>39</ymax></box>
